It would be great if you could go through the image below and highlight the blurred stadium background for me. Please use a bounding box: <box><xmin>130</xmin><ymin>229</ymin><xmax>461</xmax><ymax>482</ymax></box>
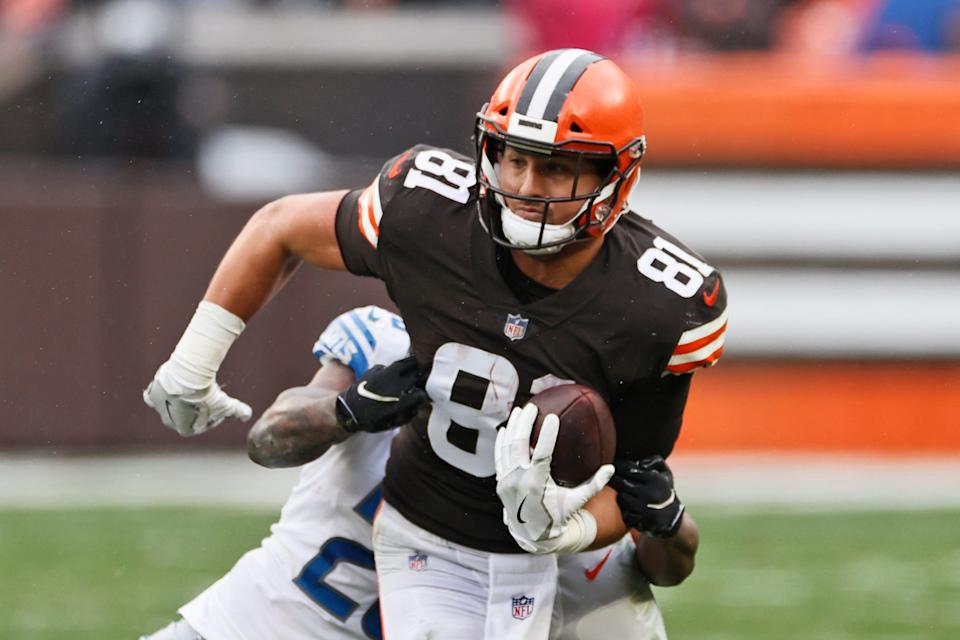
<box><xmin>1</xmin><ymin>0</ymin><xmax>959</xmax><ymax>638</ymax></box>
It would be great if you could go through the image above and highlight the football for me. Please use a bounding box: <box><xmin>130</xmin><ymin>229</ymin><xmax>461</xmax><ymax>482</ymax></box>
<box><xmin>528</xmin><ymin>384</ymin><xmax>616</xmax><ymax>487</ymax></box>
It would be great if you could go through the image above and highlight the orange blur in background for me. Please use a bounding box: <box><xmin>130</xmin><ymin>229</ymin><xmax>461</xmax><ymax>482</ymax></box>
<box><xmin>681</xmin><ymin>362</ymin><xmax>960</xmax><ymax>453</ymax></box>
<box><xmin>624</xmin><ymin>53</ymin><xmax>960</xmax><ymax>169</ymax></box>
<box><xmin>613</xmin><ymin>51</ymin><xmax>960</xmax><ymax>455</ymax></box>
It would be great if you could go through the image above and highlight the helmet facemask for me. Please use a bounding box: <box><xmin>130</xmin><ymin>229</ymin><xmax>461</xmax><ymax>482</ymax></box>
<box><xmin>474</xmin><ymin>113</ymin><xmax>642</xmax><ymax>255</ymax></box>
<box><xmin>474</xmin><ymin>49</ymin><xmax>648</xmax><ymax>254</ymax></box>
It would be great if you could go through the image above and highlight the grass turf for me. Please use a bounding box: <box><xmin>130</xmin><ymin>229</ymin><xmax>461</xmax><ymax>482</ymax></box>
<box><xmin>0</xmin><ymin>508</ymin><xmax>274</xmax><ymax>639</ymax></box>
<box><xmin>655</xmin><ymin>508</ymin><xmax>960</xmax><ymax>639</ymax></box>
<box><xmin>1</xmin><ymin>507</ymin><xmax>958</xmax><ymax>639</ymax></box>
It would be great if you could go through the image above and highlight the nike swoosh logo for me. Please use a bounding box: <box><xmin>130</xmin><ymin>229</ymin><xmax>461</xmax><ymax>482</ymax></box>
<box><xmin>584</xmin><ymin>549</ymin><xmax>613</xmax><ymax>582</ymax></box>
<box><xmin>386</xmin><ymin>150</ymin><xmax>413</xmax><ymax>179</ymax></box>
<box><xmin>646</xmin><ymin>489</ymin><xmax>676</xmax><ymax>510</ymax></box>
<box><xmin>703</xmin><ymin>278</ymin><xmax>721</xmax><ymax>307</ymax></box>
<box><xmin>164</xmin><ymin>400</ymin><xmax>176</xmax><ymax>424</ymax></box>
<box><xmin>356</xmin><ymin>381</ymin><xmax>399</xmax><ymax>403</ymax></box>
<box><xmin>165</xmin><ymin>399</ymin><xmax>199</xmax><ymax>428</ymax></box>
<box><xmin>516</xmin><ymin>497</ymin><xmax>528</xmax><ymax>524</ymax></box>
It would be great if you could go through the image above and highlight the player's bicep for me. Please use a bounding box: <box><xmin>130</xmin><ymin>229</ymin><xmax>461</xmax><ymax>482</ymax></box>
<box><xmin>272</xmin><ymin>190</ymin><xmax>350</xmax><ymax>270</ymax></box>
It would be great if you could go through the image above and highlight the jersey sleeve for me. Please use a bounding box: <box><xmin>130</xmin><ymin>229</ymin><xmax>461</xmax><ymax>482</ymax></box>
<box><xmin>334</xmin><ymin>188</ymin><xmax>379</xmax><ymax>277</ymax></box>
<box><xmin>312</xmin><ymin>305</ymin><xmax>411</xmax><ymax>378</ymax></box>
<box><xmin>334</xmin><ymin>176</ymin><xmax>391</xmax><ymax>279</ymax></box>
<box><xmin>663</xmin><ymin>270</ymin><xmax>728</xmax><ymax>375</ymax></box>
<box><xmin>334</xmin><ymin>147</ymin><xmax>415</xmax><ymax>277</ymax></box>
<box><xmin>611</xmin><ymin>374</ymin><xmax>691</xmax><ymax>459</ymax></box>
<box><xmin>335</xmin><ymin>144</ymin><xmax>475</xmax><ymax>278</ymax></box>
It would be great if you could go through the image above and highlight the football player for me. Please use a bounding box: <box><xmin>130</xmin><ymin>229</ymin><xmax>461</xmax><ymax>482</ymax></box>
<box><xmin>141</xmin><ymin>306</ymin><xmax>684</xmax><ymax>640</ymax></box>
<box><xmin>144</xmin><ymin>48</ymin><xmax>725</xmax><ymax>638</ymax></box>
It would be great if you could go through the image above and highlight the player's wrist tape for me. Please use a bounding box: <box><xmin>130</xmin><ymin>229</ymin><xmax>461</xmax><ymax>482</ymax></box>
<box><xmin>165</xmin><ymin>301</ymin><xmax>245</xmax><ymax>391</ymax></box>
<box><xmin>552</xmin><ymin>509</ymin><xmax>597</xmax><ymax>554</ymax></box>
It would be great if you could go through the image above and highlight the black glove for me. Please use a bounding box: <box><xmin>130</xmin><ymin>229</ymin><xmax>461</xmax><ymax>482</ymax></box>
<box><xmin>335</xmin><ymin>355</ymin><xmax>429</xmax><ymax>433</ymax></box>
<box><xmin>609</xmin><ymin>455</ymin><xmax>685</xmax><ymax>538</ymax></box>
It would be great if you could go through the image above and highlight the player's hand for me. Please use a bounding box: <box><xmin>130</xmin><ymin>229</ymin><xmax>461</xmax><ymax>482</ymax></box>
<box><xmin>334</xmin><ymin>355</ymin><xmax>428</xmax><ymax>433</ymax></box>
<box><xmin>143</xmin><ymin>361</ymin><xmax>252</xmax><ymax>437</ymax></box>
<box><xmin>609</xmin><ymin>456</ymin><xmax>685</xmax><ymax>538</ymax></box>
<box><xmin>495</xmin><ymin>403</ymin><xmax>614</xmax><ymax>553</ymax></box>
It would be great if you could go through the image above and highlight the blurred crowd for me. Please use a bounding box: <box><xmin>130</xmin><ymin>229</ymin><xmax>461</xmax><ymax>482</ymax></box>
<box><xmin>3</xmin><ymin>0</ymin><xmax>960</xmax><ymax>52</ymax></box>
<box><xmin>1</xmin><ymin>0</ymin><xmax>958</xmax><ymax>165</ymax></box>
<box><xmin>509</xmin><ymin>0</ymin><xmax>960</xmax><ymax>54</ymax></box>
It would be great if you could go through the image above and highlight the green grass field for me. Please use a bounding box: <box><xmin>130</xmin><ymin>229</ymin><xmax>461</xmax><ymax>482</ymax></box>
<box><xmin>1</xmin><ymin>507</ymin><xmax>958</xmax><ymax>639</ymax></box>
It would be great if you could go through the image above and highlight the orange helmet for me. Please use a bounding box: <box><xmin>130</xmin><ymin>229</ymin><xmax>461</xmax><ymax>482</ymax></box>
<box><xmin>475</xmin><ymin>49</ymin><xmax>646</xmax><ymax>253</ymax></box>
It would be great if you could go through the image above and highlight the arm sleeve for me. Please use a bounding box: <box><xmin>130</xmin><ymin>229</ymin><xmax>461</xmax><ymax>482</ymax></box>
<box><xmin>334</xmin><ymin>146</ymin><xmax>430</xmax><ymax>278</ymax></box>
<box><xmin>335</xmin><ymin>188</ymin><xmax>382</xmax><ymax>277</ymax></box>
<box><xmin>312</xmin><ymin>306</ymin><xmax>410</xmax><ymax>378</ymax></box>
<box><xmin>612</xmin><ymin>373</ymin><xmax>692</xmax><ymax>460</ymax></box>
<box><xmin>663</xmin><ymin>271</ymin><xmax>728</xmax><ymax>375</ymax></box>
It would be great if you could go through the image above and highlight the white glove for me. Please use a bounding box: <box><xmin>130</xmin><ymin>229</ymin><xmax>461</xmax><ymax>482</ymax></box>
<box><xmin>495</xmin><ymin>403</ymin><xmax>614</xmax><ymax>554</ymax></box>
<box><xmin>143</xmin><ymin>302</ymin><xmax>251</xmax><ymax>437</ymax></box>
<box><xmin>144</xmin><ymin>362</ymin><xmax>252</xmax><ymax>437</ymax></box>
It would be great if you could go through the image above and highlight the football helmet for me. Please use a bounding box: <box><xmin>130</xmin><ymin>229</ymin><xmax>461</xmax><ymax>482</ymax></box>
<box><xmin>475</xmin><ymin>49</ymin><xmax>647</xmax><ymax>254</ymax></box>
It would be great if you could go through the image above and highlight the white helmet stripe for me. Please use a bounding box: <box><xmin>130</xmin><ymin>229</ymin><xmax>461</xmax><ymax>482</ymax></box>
<box><xmin>524</xmin><ymin>49</ymin><xmax>594</xmax><ymax>120</ymax></box>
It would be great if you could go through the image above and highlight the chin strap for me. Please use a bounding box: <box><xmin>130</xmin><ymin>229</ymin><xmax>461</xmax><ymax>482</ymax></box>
<box><xmin>500</xmin><ymin>205</ymin><xmax>575</xmax><ymax>254</ymax></box>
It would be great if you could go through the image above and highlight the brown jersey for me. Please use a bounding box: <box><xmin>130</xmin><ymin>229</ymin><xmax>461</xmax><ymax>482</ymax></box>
<box><xmin>335</xmin><ymin>144</ymin><xmax>728</xmax><ymax>552</ymax></box>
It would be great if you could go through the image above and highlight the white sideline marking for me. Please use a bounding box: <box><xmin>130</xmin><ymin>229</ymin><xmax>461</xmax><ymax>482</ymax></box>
<box><xmin>0</xmin><ymin>452</ymin><xmax>301</xmax><ymax>508</ymax></box>
<box><xmin>671</xmin><ymin>453</ymin><xmax>960</xmax><ymax>511</ymax></box>
<box><xmin>0</xmin><ymin>452</ymin><xmax>959</xmax><ymax>510</ymax></box>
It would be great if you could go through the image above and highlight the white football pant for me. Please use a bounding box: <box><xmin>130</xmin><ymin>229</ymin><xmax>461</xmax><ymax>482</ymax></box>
<box><xmin>374</xmin><ymin>499</ymin><xmax>560</xmax><ymax>640</ymax></box>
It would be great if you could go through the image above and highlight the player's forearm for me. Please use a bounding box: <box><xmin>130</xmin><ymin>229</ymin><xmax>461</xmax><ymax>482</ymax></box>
<box><xmin>634</xmin><ymin>512</ymin><xmax>698</xmax><ymax>586</ymax></box>
<box><xmin>247</xmin><ymin>390</ymin><xmax>349</xmax><ymax>468</ymax></box>
<box><xmin>204</xmin><ymin>200</ymin><xmax>304</xmax><ymax>322</ymax></box>
<box><xmin>584</xmin><ymin>486</ymin><xmax>629</xmax><ymax>550</ymax></box>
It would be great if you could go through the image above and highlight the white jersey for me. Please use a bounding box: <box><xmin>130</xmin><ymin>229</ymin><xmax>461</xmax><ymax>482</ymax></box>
<box><xmin>180</xmin><ymin>307</ymin><xmax>409</xmax><ymax>640</ymax></box>
<box><xmin>179</xmin><ymin>306</ymin><xmax>665</xmax><ymax>640</ymax></box>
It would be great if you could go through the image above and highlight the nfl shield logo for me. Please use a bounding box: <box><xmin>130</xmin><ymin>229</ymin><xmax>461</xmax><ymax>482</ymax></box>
<box><xmin>503</xmin><ymin>314</ymin><xmax>529</xmax><ymax>341</ymax></box>
<box><xmin>408</xmin><ymin>553</ymin><xmax>428</xmax><ymax>572</ymax></box>
<box><xmin>511</xmin><ymin>594</ymin><xmax>535</xmax><ymax>620</ymax></box>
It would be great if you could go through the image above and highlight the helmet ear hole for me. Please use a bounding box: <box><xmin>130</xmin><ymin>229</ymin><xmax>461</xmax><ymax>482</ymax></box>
<box><xmin>570</xmin><ymin>122</ymin><xmax>584</xmax><ymax>133</ymax></box>
<box><xmin>499</xmin><ymin>106</ymin><xmax>508</xmax><ymax>116</ymax></box>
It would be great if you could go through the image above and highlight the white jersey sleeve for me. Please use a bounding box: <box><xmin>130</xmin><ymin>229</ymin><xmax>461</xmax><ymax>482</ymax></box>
<box><xmin>313</xmin><ymin>305</ymin><xmax>410</xmax><ymax>378</ymax></box>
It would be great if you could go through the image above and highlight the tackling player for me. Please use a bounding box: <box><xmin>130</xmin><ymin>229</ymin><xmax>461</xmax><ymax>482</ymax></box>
<box><xmin>141</xmin><ymin>306</ymin><xmax>687</xmax><ymax>640</ymax></box>
<box><xmin>144</xmin><ymin>49</ymin><xmax>725</xmax><ymax>638</ymax></box>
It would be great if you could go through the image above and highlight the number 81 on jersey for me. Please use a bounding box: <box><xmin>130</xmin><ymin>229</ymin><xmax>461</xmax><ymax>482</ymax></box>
<box><xmin>637</xmin><ymin>236</ymin><xmax>715</xmax><ymax>298</ymax></box>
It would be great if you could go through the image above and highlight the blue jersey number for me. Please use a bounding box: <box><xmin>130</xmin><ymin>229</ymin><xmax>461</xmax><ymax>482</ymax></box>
<box><xmin>293</xmin><ymin>485</ymin><xmax>382</xmax><ymax>639</ymax></box>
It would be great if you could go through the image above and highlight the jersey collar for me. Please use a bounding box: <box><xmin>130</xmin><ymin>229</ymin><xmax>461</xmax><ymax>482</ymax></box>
<box><xmin>469</xmin><ymin>215</ymin><xmax>612</xmax><ymax>328</ymax></box>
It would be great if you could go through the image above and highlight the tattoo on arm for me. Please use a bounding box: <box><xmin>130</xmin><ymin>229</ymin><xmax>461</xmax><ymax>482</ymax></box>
<box><xmin>247</xmin><ymin>387</ymin><xmax>348</xmax><ymax>468</ymax></box>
